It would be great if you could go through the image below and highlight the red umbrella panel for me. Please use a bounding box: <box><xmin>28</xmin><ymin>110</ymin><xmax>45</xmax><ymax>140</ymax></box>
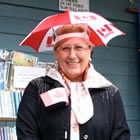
<box><xmin>19</xmin><ymin>10</ymin><xmax>125</xmax><ymax>52</ymax></box>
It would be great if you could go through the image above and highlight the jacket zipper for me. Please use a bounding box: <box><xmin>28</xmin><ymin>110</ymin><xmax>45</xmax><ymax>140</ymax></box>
<box><xmin>65</xmin><ymin>131</ymin><xmax>68</xmax><ymax>139</ymax></box>
<box><xmin>65</xmin><ymin>95</ymin><xmax>71</xmax><ymax>140</ymax></box>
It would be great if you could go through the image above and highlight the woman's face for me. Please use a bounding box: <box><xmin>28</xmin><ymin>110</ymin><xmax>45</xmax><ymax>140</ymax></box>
<box><xmin>54</xmin><ymin>37</ymin><xmax>92</xmax><ymax>82</ymax></box>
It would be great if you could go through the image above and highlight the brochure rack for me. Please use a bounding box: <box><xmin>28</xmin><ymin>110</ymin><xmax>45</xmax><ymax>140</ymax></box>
<box><xmin>0</xmin><ymin>49</ymin><xmax>54</xmax><ymax>140</ymax></box>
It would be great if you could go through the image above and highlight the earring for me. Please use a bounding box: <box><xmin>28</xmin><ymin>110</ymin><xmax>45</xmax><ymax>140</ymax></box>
<box><xmin>89</xmin><ymin>57</ymin><xmax>92</xmax><ymax>62</ymax></box>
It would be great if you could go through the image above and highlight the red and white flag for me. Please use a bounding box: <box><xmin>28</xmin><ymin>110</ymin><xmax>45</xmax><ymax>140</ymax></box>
<box><xmin>40</xmin><ymin>88</ymin><xmax>69</xmax><ymax>107</ymax></box>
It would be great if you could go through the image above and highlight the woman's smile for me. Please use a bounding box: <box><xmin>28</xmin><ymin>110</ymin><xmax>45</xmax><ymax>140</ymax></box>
<box><xmin>54</xmin><ymin>37</ymin><xmax>92</xmax><ymax>81</ymax></box>
<box><xmin>66</xmin><ymin>61</ymin><xmax>80</xmax><ymax>66</ymax></box>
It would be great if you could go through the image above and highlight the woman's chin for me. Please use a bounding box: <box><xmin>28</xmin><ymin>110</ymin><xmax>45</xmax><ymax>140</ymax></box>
<box><xmin>66</xmin><ymin>71</ymin><xmax>83</xmax><ymax>81</ymax></box>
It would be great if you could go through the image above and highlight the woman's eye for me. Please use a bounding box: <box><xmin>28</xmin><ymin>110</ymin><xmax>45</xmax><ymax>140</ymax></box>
<box><xmin>75</xmin><ymin>46</ymin><xmax>83</xmax><ymax>50</ymax></box>
<box><xmin>62</xmin><ymin>47</ymin><xmax>70</xmax><ymax>51</ymax></box>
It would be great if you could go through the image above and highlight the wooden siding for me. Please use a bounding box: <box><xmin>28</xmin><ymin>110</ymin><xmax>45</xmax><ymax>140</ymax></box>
<box><xmin>0</xmin><ymin>0</ymin><xmax>140</xmax><ymax>139</ymax></box>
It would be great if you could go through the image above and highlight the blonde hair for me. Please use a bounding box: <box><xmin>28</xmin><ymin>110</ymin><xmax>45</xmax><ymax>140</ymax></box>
<box><xmin>53</xmin><ymin>24</ymin><xmax>93</xmax><ymax>50</ymax></box>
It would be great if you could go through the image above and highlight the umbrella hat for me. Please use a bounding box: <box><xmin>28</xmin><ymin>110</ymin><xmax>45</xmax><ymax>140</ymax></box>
<box><xmin>19</xmin><ymin>9</ymin><xmax>125</xmax><ymax>52</ymax></box>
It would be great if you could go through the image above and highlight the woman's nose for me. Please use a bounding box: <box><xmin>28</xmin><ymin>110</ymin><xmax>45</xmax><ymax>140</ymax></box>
<box><xmin>68</xmin><ymin>48</ymin><xmax>77</xmax><ymax>58</ymax></box>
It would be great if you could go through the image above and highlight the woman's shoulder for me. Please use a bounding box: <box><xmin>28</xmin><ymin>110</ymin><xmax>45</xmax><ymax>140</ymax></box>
<box><xmin>29</xmin><ymin>75</ymin><xmax>60</xmax><ymax>85</ymax></box>
<box><xmin>90</xmin><ymin>84</ymin><xmax>120</xmax><ymax>103</ymax></box>
<box><xmin>90</xmin><ymin>84</ymin><xmax>119</xmax><ymax>94</ymax></box>
<box><xmin>28</xmin><ymin>75</ymin><xmax>63</xmax><ymax>91</ymax></box>
<box><xmin>104</xmin><ymin>84</ymin><xmax>119</xmax><ymax>94</ymax></box>
<box><xmin>23</xmin><ymin>75</ymin><xmax>63</xmax><ymax>96</ymax></box>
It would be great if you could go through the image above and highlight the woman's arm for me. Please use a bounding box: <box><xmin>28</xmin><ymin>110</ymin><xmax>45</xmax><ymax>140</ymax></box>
<box><xmin>111</xmin><ymin>91</ymin><xmax>130</xmax><ymax>140</ymax></box>
<box><xmin>16</xmin><ymin>82</ymin><xmax>40</xmax><ymax>140</ymax></box>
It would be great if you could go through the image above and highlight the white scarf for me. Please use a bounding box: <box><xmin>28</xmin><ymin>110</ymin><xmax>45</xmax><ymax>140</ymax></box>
<box><xmin>45</xmin><ymin>63</ymin><xmax>112</xmax><ymax>124</ymax></box>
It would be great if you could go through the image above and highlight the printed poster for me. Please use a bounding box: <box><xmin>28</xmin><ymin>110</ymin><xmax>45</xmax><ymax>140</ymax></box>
<box><xmin>13</xmin><ymin>66</ymin><xmax>46</xmax><ymax>89</ymax></box>
<box><xmin>59</xmin><ymin>0</ymin><xmax>89</xmax><ymax>11</ymax></box>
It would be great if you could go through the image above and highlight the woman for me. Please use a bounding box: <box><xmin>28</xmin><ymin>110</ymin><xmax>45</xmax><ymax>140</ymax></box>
<box><xmin>16</xmin><ymin>24</ymin><xmax>130</xmax><ymax>140</ymax></box>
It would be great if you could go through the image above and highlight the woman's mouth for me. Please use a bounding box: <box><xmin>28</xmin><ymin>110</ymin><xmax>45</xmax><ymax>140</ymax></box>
<box><xmin>67</xmin><ymin>62</ymin><xmax>79</xmax><ymax>65</ymax></box>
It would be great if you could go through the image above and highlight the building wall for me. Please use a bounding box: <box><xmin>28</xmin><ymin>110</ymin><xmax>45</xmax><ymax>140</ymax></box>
<box><xmin>92</xmin><ymin>1</ymin><xmax>140</xmax><ymax>140</ymax></box>
<box><xmin>0</xmin><ymin>0</ymin><xmax>140</xmax><ymax>139</ymax></box>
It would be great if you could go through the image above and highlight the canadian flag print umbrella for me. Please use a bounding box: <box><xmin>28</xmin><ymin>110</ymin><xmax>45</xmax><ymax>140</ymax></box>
<box><xmin>19</xmin><ymin>9</ymin><xmax>125</xmax><ymax>52</ymax></box>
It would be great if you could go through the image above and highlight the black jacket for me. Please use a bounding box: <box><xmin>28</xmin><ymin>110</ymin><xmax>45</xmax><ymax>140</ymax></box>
<box><xmin>16</xmin><ymin>76</ymin><xmax>130</xmax><ymax>140</ymax></box>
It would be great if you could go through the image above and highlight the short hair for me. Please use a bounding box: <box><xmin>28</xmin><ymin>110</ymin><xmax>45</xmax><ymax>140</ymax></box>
<box><xmin>53</xmin><ymin>24</ymin><xmax>93</xmax><ymax>50</ymax></box>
